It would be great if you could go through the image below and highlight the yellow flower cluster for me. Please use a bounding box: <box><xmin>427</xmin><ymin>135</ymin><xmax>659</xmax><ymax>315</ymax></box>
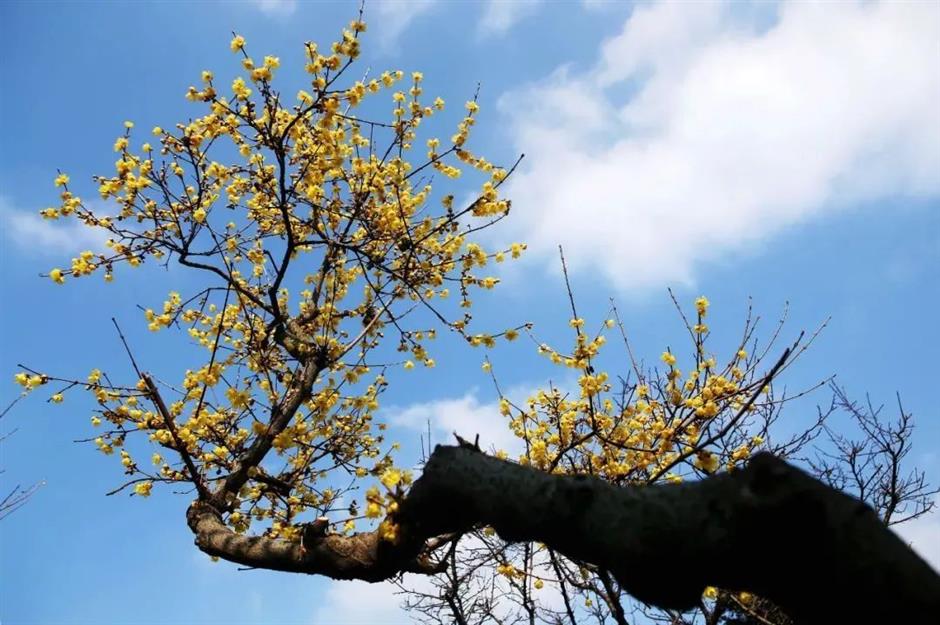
<box><xmin>30</xmin><ymin>22</ymin><xmax>526</xmax><ymax>548</ymax></box>
<box><xmin>497</xmin><ymin>298</ymin><xmax>778</xmax><ymax>484</ymax></box>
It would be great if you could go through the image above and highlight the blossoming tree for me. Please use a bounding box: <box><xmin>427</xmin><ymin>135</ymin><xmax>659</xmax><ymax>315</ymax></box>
<box><xmin>14</xmin><ymin>21</ymin><xmax>939</xmax><ymax>625</ymax></box>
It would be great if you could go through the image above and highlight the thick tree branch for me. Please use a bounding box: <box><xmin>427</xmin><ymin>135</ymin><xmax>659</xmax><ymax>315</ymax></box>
<box><xmin>403</xmin><ymin>447</ymin><xmax>940</xmax><ymax>624</ymax></box>
<box><xmin>186</xmin><ymin>501</ymin><xmax>443</xmax><ymax>581</ymax></box>
<box><xmin>188</xmin><ymin>446</ymin><xmax>940</xmax><ymax>624</ymax></box>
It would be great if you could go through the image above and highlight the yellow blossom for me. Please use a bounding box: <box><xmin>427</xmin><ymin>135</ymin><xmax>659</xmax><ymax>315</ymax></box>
<box><xmin>695</xmin><ymin>296</ymin><xmax>710</xmax><ymax>316</ymax></box>
<box><xmin>380</xmin><ymin>468</ymin><xmax>402</xmax><ymax>489</ymax></box>
<box><xmin>365</xmin><ymin>502</ymin><xmax>382</xmax><ymax>518</ymax></box>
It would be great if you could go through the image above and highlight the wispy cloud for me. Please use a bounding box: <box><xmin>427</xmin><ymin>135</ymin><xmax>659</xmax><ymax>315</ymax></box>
<box><xmin>0</xmin><ymin>196</ymin><xmax>110</xmax><ymax>257</ymax></box>
<box><xmin>371</xmin><ymin>0</ymin><xmax>438</xmax><ymax>50</ymax></box>
<box><xmin>245</xmin><ymin>1</ymin><xmax>432</xmax><ymax>45</ymax></box>
<box><xmin>311</xmin><ymin>536</ymin><xmax>570</xmax><ymax>623</ymax></box>
<box><xmin>896</xmin><ymin>500</ymin><xmax>940</xmax><ymax>573</ymax></box>
<box><xmin>312</xmin><ymin>576</ymin><xmax>433</xmax><ymax>624</ymax></box>
<box><xmin>250</xmin><ymin>0</ymin><xmax>297</xmax><ymax>16</ymax></box>
<box><xmin>479</xmin><ymin>0</ymin><xmax>542</xmax><ymax>36</ymax></box>
<box><xmin>581</xmin><ymin>0</ymin><xmax>622</xmax><ymax>11</ymax></box>
<box><xmin>386</xmin><ymin>389</ymin><xmax>524</xmax><ymax>456</ymax></box>
<box><xmin>495</xmin><ymin>0</ymin><xmax>939</xmax><ymax>291</ymax></box>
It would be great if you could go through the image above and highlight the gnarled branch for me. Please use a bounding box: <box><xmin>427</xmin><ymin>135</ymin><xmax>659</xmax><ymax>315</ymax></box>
<box><xmin>187</xmin><ymin>446</ymin><xmax>940</xmax><ymax>624</ymax></box>
<box><xmin>186</xmin><ymin>501</ymin><xmax>442</xmax><ymax>581</ymax></box>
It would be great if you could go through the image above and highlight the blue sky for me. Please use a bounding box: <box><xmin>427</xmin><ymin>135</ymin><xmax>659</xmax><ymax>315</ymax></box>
<box><xmin>1</xmin><ymin>1</ymin><xmax>938</xmax><ymax>623</ymax></box>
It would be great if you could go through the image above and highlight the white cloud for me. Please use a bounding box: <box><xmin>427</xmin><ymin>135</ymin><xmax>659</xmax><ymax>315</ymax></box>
<box><xmin>312</xmin><ymin>576</ymin><xmax>432</xmax><ymax>624</ymax></box>
<box><xmin>310</xmin><ymin>537</ymin><xmax>570</xmax><ymax>624</ymax></box>
<box><xmin>386</xmin><ymin>390</ymin><xmax>524</xmax><ymax>456</ymax></box>
<box><xmin>896</xmin><ymin>502</ymin><xmax>940</xmax><ymax>574</ymax></box>
<box><xmin>250</xmin><ymin>0</ymin><xmax>297</xmax><ymax>16</ymax></box>
<box><xmin>372</xmin><ymin>0</ymin><xmax>438</xmax><ymax>50</ymax></box>
<box><xmin>0</xmin><ymin>196</ymin><xmax>110</xmax><ymax>257</ymax></box>
<box><xmin>496</xmin><ymin>0</ymin><xmax>940</xmax><ymax>291</ymax></box>
<box><xmin>581</xmin><ymin>0</ymin><xmax>623</xmax><ymax>11</ymax></box>
<box><xmin>479</xmin><ymin>0</ymin><xmax>542</xmax><ymax>36</ymax></box>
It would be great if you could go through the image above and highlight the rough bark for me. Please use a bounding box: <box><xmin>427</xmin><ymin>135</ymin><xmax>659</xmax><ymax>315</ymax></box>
<box><xmin>188</xmin><ymin>446</ymin><xmax>940</xmax><ymax>624</ymax></box>
<box><xmin>186</xmin><ymin>501</ymin><xmax>441</xmax><ymax>581</ymax></box>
